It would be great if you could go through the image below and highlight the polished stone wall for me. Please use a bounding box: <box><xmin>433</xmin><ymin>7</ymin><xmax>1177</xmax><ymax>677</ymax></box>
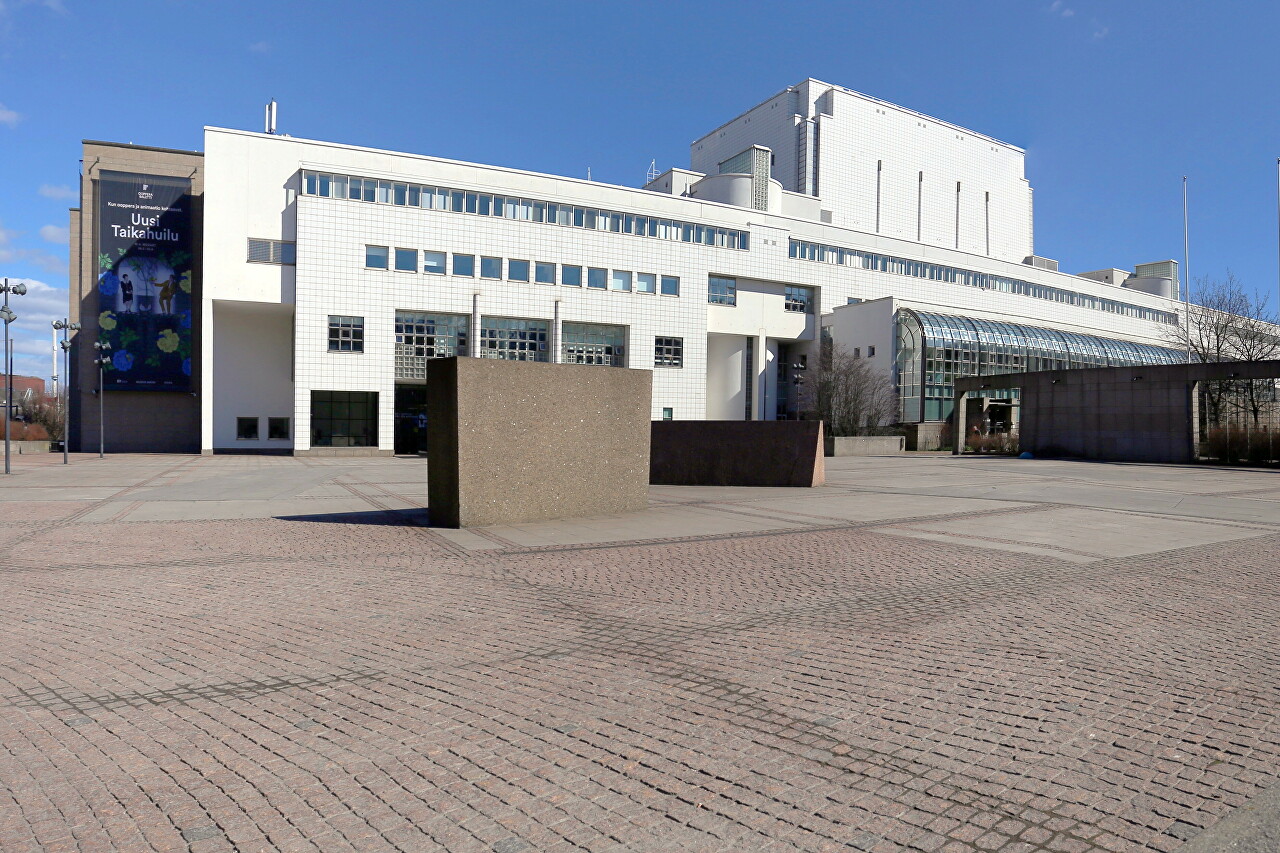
<box><xmin>427</xmin><ymin>358</ymin><xmax>652</xmax><ymax>527</ymax></box>
<box><xmin>650</xmin><ymin>421</ymin><xmax>825</xmax><ymax>487</ymax></box>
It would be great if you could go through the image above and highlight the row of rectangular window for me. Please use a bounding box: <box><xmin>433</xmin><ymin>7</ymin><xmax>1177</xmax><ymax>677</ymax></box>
<box><xmin>788</xmin><ymin>239</ymin><xmax>1178</xmax><ymax>325</ymax></box>
<box><xmin>236</xmin><ymin>416</ymin><xmax>291</xmax><ymax>441</ymax></box>
<box><xmin>365</xmin><ymin>245</ymin><xmax>680</xmax><ymax>296</ymax></box>
<box><xmin>338</xmin><ymin>313</ymin><xmax>684</xmax><ymax>370</ymax></box>
<box><xmin>302</xmin><ymin>170</ymin><xmax>750</xmax><ymax>251</ymax></box>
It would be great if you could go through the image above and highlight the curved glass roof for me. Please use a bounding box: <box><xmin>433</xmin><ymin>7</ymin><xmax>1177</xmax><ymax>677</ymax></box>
<box><xmin>905</xmin><ymin>310</ymin><xmax>1185</xmax><ymax>368</ymax></box>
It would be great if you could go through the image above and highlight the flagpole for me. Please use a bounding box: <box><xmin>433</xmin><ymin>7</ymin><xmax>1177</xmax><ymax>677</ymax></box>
<box><xmin>1183</xmin><ymin>176</ymin><xmax>1192</xmax><ymax>364</ymax></box>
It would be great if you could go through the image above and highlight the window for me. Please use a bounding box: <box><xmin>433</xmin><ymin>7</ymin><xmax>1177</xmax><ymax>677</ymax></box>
<box><xmin>508</xmin><ymin>259</ymin><xmax>530</xmax><ymax>282</ymax></box>
<box><xmin>610</xmin><ymin>270</ymin><xmax>632</xmax><ymax>292</ymax></box>
<box><xmin>267</xmin><ymin>417</ymin><xmax>290</xmax><ymax>440</ymax></box>
<box><xmin>636</xmin><ymin>272</ymin><xmax>656</xmax><ymax>294</ymax></box>
<box><xmin>867</xmin><ymin>345</ymin><xmax>876</xmax><ymax>357</ymax></box>
<box><xmin>662</xmin><ymin>407</ymin><xmax>673</xmax><ymax>421</ymax></box>
<box><xmin>453</xmin><ymin>253</ymin><xmax>475</xmax><ymax>276</ymax></box>
<box><xmin>853</xmin><ymin>347</ymin><xmax>861</xmax><ymax>358</ymax></box>
<box><xmin>654</xmin><ymin>337</ymin><xmax>683</xmax><ymax>368</ymax></box>
<box><xmin>394</xmin><ymin>248</ymin><xmax>417</xmax><ymax>272</ymax></box>
<box><xmin>478</xmin><ymin>317</ymin><xmax>549</xmax><ymax>362</ymax></box>
<box><xmin>328</xmin><ymin>315</ymin><xmax>364</xmax><ymax>352</ymax></box>
<box><xmin>301</xmin><ymin>172</ymin><xmax>751</xmax><ymax>252</ymax></box>
<box><xmin>785</xmin><ymin>284</ymin><xmax>813</xmax><ymax>313</ymax></box>
<box><xmin>247</xmin><ymin>238</ymin><xmax>296</xmax><ymax>265</ymax></box>
<box><xmin>310</xmin><ymin>391</ymin><xmax>378</xmax><ymax>448</ymax></box>
<box><xmin>365</xmin><ymin>245</ymin><xmax>389</xmax><ymax>269</ymax></box>
<box><xmin>481</xmin><ymin>256</ymin><xmax>502</xmax><ymax>279</ymax></box>
<box><xmin>423</xmin><ymin>251</ymin><xmax>446</xmax><ymax>274</ymax></box>
<box><xmin>236</xmin><ymin>417</ymin><xmax>259</xmax><ymax>440</ymax></box>
<box><xmin>562</xmin><ymin>322</ymin><xmax>625</xmax><ymax>366</ymax></box>
<box><xmin>535</xmin><ymin>262</ymin><xmax>555</xmax><ymax>284</ymax></box>
<box><xmin>788</xmin><ymin>238</ymin><xmax>1179</xmax><ymax>325</ymax></box>
<box><xmin>396</xmin><ymin>311</ymin><xmax>468</xmax><ymax>379</ymax></box>
<box><xmin>587</xmin><ymin>267</ymin><xmax>607</xmax><ymax>289</ymax></box>
<box><xmin>562</xmin><ymin>265</ymin><xmax>582</xmax><ymax>286</ymax></box>
<box><xmin>661</xmin><ymin>275</ymin><xmax>680</xmax><ymax>297</ymax></box>
<box><xmin>708</xmin><ymin>275</ymin><xmax>736</xmax><ymax>305</ymax></box>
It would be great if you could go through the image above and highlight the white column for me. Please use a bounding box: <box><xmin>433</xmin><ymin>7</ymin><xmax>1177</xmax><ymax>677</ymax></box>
<box><xmin>764</xmin><ymin>339</ymin><xmax>780</xmax><ymax>421</ymax></box>
<box><xmin>200</xmin><ymin>296</ymin><xmax>214</xmax><ymax>453</ymax></box>
<box><xmin>755</xmin><ymin>332</ymin><xmax>768</xmax><ymax>421</ymax></box>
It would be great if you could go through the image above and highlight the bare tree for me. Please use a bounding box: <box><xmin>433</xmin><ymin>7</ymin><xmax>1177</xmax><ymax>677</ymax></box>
<box><xmin>800</xmin><ymin>342</ymin><xmax>898</xmax><ymax>436</ymax></box>
<box><xmin>1165</xmin><ymin>273</ymin><xmax>1280</xmax><ymax>426</ymax></box>
<box><xmin>20</xmin><ymin>391</ymin><xmax>65</xmax><ymax>442</ymax></box>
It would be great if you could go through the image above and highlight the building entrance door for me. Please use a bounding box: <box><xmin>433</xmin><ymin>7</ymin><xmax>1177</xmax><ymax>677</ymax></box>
<box><xmin>394</xmin><ymin>385</ymin><xmax>429</xmax><ymax>454</ymax></box>
<box><xmin>986</xmin><ymin>401</ymin><xmax>1015</xmax><ymax>433</ymax></box>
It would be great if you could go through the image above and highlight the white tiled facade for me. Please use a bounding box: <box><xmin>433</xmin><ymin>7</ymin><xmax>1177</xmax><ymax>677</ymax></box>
<box><xmin>200</xmin><ymin>79</ymin><xmax>1188</xmax><ymax>454</ymax></box>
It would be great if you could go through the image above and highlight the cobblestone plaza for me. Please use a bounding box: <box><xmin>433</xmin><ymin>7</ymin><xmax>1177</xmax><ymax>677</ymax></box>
<box><xmin>1</xmin><ymin>454</ymin><xmax>1278</xmax><ymax>852</ymax></box>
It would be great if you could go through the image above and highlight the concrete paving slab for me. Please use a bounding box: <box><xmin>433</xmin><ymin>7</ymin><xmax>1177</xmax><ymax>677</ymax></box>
<box><xmin>884</xmin><ymin>505</ymin><xmax>1273</xmax><ymax>559</ymax></box>
<box><xmin>0</xmin><ymin>487</ymin><xmax>124</xmax><ymax>502</ymax></box>
<box><xmin>882</xmin><ymin>527</ymin><xmax>1101</xmax><ymax>563</ymax></box>
<box><xmin>125</xmin><ymin>467</ymin><xmax>340</xmax><ymax>501</ymax></box>
<box><xmin>114</xmin><ymin>497</ymin><xmax>379</xmax><ymax>522</ymax></box>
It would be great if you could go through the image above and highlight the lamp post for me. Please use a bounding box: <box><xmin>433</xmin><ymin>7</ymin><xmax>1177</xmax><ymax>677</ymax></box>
<box><xmin>2</xmin><ymin>278</ymin><xmax>28</xmax><ymax>475</ymax></box>
<box><xmin>52</xmin><ymin>319</ymin><xmax>80</xmax><ymax>464</ymax></box>
<box><xmin>93</xmin><ymin>341</ymin><xmax>111</xmax><ymax>458</ymax></box>
<box><xmin>790</xmin><ymin>360</ymin><xmax>807</xmax><ymax>420</ymax></box>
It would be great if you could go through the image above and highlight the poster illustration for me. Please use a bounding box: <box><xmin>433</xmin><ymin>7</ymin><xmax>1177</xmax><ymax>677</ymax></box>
<box><xmin>96</xmin><ymin>171</ymin><xmax>193</xmax><ymax>391</ymax></box>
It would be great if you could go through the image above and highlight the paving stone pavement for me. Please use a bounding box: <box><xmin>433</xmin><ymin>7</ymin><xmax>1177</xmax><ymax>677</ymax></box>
<box><xmin>0</xmin><ymin>452</ymin><xmax>1278</xmax><ymax>852</ymax></box>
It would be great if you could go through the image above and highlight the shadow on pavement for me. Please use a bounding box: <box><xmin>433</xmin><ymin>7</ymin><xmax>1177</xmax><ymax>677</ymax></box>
<box><xmin>275</xmin><ymin>509</ymin><xmax>430</xmax><ymax>526</ymax></box>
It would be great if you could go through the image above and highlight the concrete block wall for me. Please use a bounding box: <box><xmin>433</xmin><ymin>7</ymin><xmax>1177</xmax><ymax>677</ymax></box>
<box><xmin>426</xmin><ymin>358</ymin><xmax>652</xmax><ymax>527</ymax></box>
<box><xmin>957</xmin><ymin>361</ymin><xmax>1280</xmax><ymax>463</ymax></box>
<box><xmin>1020</xmin><ymin>366</ymin><xmax>1197</xmax><ymax>463</ymax></box>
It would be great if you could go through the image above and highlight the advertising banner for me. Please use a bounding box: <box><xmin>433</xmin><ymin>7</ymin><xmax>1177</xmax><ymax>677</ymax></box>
<box><xmin>96</xmin><ymin>170</ymin><xmax>193</xmax><ymax>391</ymax></box>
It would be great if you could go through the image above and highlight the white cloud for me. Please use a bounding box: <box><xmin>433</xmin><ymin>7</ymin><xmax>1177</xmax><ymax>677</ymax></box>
<box><xmin>38</xmin><ymin>184</ymin><xmax>76</xmax><ymax>200</ymax></box>
<box><xmin>0</xmin><ymin>277</ymin><xmax>70</xmax><ymax>380</ymax></box>
<box><xmin>0</xmin><ymin>221</ymin><xmax>68</xmax><ymax>274</ymax></box>
<box><xmin>0</xmin><ymin>246</ymin><xmax>66</xmax><ymax>274</ymax></box>
<box><xmin>0</xmin><ymin>103</ymin><xmax>19</xmax><ymax>127</ymax></box>
<box><xmin>39</xmin><ymin>224</ymin><xmax>68</xmax><ymax>244</ymax></box>
<box><xmin>248</xmin><ymin>40</ymin><xmax>270</xmax><ymax>54</ymax></box>
<box><xmin>1093</xmin><ymin>24</ymin><xmax>1110</xmax><ymax>39</ymax></box>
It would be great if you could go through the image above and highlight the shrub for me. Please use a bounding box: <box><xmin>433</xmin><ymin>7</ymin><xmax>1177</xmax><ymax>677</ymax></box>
<box><xmin>1203</xmin><ymin>425</ymin><xmax>1279</xmax><ymax>465</ymax></box>
<box><xmin>969</xmin><ymin>431</ymin><xmax>1020</xmax><ymax>455</ymax></box>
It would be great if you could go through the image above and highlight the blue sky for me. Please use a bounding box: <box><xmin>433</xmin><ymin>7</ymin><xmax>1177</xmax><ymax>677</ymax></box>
<box><xmin>2</xmin><ymin>0</ymin><xmax>1278</xmax><ymax>383</ymax></box>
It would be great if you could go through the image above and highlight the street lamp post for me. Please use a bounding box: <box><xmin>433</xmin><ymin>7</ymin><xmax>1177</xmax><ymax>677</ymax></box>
<box><xmin>52</xmin><ymin>319</ymin><xmax>81</xmax><ymax>464</ymax></box>
<box><xmin>93</xmin><ymin>341</ymin><xmax>111</xmax><ymax>458</ymax></box>
<box><xmin>1</xmin><ymin>278</ymin><xmax>29</xmax><ymax>475</ymax></box>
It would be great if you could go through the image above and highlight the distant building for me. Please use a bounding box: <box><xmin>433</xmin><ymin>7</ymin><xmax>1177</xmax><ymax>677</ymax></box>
<box><xmin>68</xmin><ymin>78</ymin><xmax>1191</xmax><ymax>454</ymax></box>
<box><xmin>1</xmin><ymin>375</ymin><xmax>46</xmax><ymax>407</ymax></box>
